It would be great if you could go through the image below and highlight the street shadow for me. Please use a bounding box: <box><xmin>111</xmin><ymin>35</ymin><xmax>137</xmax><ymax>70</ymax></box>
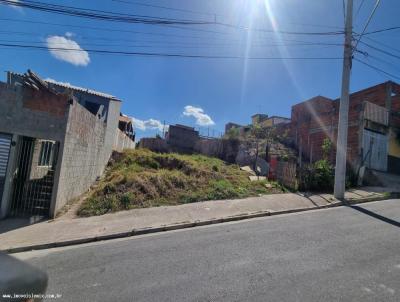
<box><xmin>295</xmin><ymin>192</ymin><xmax>319</xmax><ymax>207</ymax></box>
<box><xmin>0</xmin><ymin>216</ymin><xmax>47</xmax><ymax>234</ymax></box>
<box><xmin>346</xmin><ymin>189</ymin><xmax>365</xmax><ymax>197</ymax></box>
<box><xmin>349</xmin><ymin>205</ymin><xmax>400</xmax><ymax>228</ymax></box>
<box><xmin>295</xmin><ymin>192</ymin><xmax>334</xmax><ymax>207</ymax></box>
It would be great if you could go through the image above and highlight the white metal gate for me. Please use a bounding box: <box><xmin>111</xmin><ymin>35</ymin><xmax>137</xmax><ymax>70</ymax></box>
<box><xmin>0</xmin><ymin>133</ymin><xmax>12</xmax><ymax>203</ymax></box>
<box><xmin>363</xmin><ymin>129</ymin><xmax>388</xmax><ymax>171</ymax></box>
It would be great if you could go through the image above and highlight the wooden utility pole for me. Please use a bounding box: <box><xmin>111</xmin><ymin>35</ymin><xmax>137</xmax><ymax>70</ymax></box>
<box><xmin>334</xmin><ymin>0</ymin><xmax>353</xmax><ymax>199</ymax></box>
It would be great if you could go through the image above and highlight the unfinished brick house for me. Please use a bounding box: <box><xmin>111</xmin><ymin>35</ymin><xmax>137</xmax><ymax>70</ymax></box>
<box><xmin>0</xmin><ymin>70</ymin><xmax>135</xmax><ymax>219</ymax></box>
<box><xmin>291</xmin><ymin>81</ymin><xmax>400</xmax><ymax>175</ymax></box>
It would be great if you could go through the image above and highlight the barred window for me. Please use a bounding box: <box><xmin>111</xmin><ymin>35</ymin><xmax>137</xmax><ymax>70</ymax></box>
<box><xmin>38</xmin><ymin>141</ymin><xmax>55</xmax><ymax>167</ymax></box>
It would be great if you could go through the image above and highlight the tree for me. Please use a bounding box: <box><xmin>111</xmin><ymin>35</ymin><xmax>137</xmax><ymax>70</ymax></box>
<box><xmin>226</xmin><ymin>127</ymin><xmax>240</xmax><ymax>139</ymax></box>
<box><xmin>250</xmin><ymin>124</ymin><xmax>268</xmax><ymax>140</ymax></box>
<box><xmin>321</xmin><ymin>138</ymin><xmax>332</xmax><ymax>160</ymax></box>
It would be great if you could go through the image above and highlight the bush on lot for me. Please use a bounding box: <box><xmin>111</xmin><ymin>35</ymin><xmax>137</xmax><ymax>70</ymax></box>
<box><xmin>298</xmin><ymin>159</ymin><xmax>334</xmax><ymax>192</ymax></box>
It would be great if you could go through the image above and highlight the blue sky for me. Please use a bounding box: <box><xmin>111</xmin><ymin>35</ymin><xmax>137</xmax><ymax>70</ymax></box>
<box><xmin>1</xmin><ymin>0</ymin><xmax>400</xmax><ymax>138</ymax></box>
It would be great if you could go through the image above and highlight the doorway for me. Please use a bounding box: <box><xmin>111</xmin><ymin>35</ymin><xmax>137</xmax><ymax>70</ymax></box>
<box><xmin>363</xmin><ymin>129</ymin><xmax>388</xmax><ymax>172</ymax></box>
<box><xmin>9</xmin><ymin>136</ymin><xmax>58</xmax><ymax>217</ymax></box>
<box><xmin>0</xmin><ymin>133</ymin><xmax>12</xmax><ymax>205</ymax></box>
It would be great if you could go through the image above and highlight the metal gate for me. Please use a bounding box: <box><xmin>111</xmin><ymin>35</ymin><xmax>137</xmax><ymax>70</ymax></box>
<box><xmin>0</xmin><ymin>133</ymin><xmax>12</xmax><ymax>203</ymax></box>
<box><xmin>363</xmin><ymin>129</ymin><xmax>388</xmax><ymax>172</ymax></box>
<box><xmin>9</xmin><ymin>137</ymin><xmax>58</xmax><ymax>217</ymax></box>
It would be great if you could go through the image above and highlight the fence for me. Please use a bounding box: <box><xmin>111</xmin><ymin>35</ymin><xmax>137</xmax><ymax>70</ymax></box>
<box><xmin>276</xmin><ymin>160</ymin><xmax>298</xmax><ymax>190</ymax></box>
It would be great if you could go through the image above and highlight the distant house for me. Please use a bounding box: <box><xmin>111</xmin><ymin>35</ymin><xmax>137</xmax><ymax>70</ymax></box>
<box><xmin>261</xmin><ymin>116</ymin><xmax>291</xmax><ymax>128</ymax></box>
<box><xmin>0</xmin><ymin>70</ymin><xmax>135</xmax><ymax>219</ymax></box>
<box><xmin>225</xmin><ymin>114</ymin><xmax>290</xmax><ymax>137</ymax></box>
<box><xmin>225</xmin><ymin>122</ymin><xmax>242</xmax><ymax>134</ymax></box>
<box><xmin>291</xmin><ymin>82</ymin><xmax>400</xmax><ymax>174</ymax></box>
<box><xmin>116</xmin><ymin>114</ymin><xmax>136</xmax><ymax>151</ymax></box>
<box><xmin>166</xmin><ymin>124</ymin><xmax>200</xmax><ymax>153</ymax></box>
<box><xmin>251</xmin><ymin>114</ymin><xmax>269</xmax><ymax>125</ymax></box>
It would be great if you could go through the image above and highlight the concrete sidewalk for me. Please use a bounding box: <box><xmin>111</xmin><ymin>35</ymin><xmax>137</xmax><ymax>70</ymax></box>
<box><xmin>0</xmin><ymin>187</ymin><xmax>394</xmax><ymax>253</ymax></box>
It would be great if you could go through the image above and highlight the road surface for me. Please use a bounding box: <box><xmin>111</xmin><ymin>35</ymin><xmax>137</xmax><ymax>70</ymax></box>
<box><xmin>14</xmin><ymin>199</ymin><xmax>400</xmax><ymax>302</ymax></box>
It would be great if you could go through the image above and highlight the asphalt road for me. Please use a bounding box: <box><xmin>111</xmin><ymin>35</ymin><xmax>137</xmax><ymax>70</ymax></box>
<box><xmin>14</xmin><ymin>199</ymin><xmax>400</xmax><ymax>302</ymax></box>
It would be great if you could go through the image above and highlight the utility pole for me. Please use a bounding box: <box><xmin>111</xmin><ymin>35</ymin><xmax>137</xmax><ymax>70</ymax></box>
<box><xmin>334</xmin><ymin>0</ymin><xmax>353</xmax><ymax>199</ymax></box>
<box><xmin>162</xmin><ymin>120</ymin><xmax>166</xmax><ymax>138</ymax></box>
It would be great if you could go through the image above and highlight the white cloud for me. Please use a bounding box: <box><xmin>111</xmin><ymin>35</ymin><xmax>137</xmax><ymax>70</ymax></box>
<box><xmin>183</xmin><ymin>105</ymin><xmax>215</xmax><ymax>126</ymax></box>
<box><xmin>131</xmin><ymin>117</ymin><xmax>166</xmax><ymax>132</ymax></box>
<box><xmin>46</xmin><ymin>35</ymin><xmax>90</xmax><ymax>66</ymax></box>
<box><xmin>8</xmin><ymin>0</ymin><xmax>22</xmax><ymax>11</ymax></box>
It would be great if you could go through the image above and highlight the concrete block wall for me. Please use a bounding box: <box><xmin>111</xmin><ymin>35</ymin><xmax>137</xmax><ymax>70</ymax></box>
<box><xmin>166</xmin><ymin>125</ymin><xmax>199</xmax><ymax>153</ymax></box>
<box><xmin>102</xmin><ymin>100</ymin><xmax>121</xmax><ymax>168</ymax></box>
<box><xmin>114</xmin><ymin>129</ymin><xmax>135</xmax><ymax>152</ymax></box>
<box><xmin>53</xmin><ymin>100</ymin><xmax>110</xmax><ymax>214</ymax></box>
<box><xmin>139</xmin><ymin>138</ymin><xmax>169</xmax><ymax>153</ymax></box>
<box><xmin>194</xmin><ymin>138</ymin><xmax>224</xmax><ymax>158</ymax></box>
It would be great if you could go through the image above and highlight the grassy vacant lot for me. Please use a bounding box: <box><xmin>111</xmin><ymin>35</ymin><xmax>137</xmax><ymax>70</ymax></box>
<box><xmin>78</xmin><ymin>149</ymin><xmax>284</xmax><ymax>217</ymax></box>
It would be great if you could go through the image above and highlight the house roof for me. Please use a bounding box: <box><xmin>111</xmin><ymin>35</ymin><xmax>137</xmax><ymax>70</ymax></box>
<box><xmin>8</xmin><ymin>71</ymin><xmax>121</xmax><ymax>101</ymax></box>
<box><xmin>251</xmin><ymin>113</ymin><xmax>268</xmax><ymax>118</ymax></box>
<box><xmin>172</xmin><ymin>124</ymin><xmax>196</xmax><ymax>131</ymax></box>
<box><xmin>292</xmin><ymin>95</ymin><xmax>334</xmax><ymax>108</ymax></box>
<box><xmin>45</xmin><ymin>78</ymin><xmax>121</xmax><ymax>101</ymax></box>
<box><xmin>119</xmin><ymin>115</ymin><xmax>132</xmax><ymax>124</ymax></box>
<box><xmin>267</xmin><ymin>116</ymin><xmax>291</xmax><ymax>120</ymax></box>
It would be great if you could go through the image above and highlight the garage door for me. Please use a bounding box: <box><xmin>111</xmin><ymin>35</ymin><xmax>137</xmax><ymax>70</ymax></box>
<box><xmin>0</xmin><ymin>133</ymin><xmax>12</xmax><ymax>202</ymax></box>
<box><xmin>363</xmin><ymin>129</ymin><xmax>388</xmax><ymax>171</ymax></box>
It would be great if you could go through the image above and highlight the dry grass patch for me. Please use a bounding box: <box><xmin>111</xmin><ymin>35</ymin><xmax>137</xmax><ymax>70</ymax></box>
<box><xmin>78</xmin><ymin>149</ymin><xmax>284</xmax><ymax>217</ymax></box>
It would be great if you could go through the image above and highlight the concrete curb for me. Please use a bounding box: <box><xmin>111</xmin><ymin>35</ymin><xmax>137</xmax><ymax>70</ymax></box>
<box><xmin>3</xmin><ymin>194</ymin><xmax>397</xmax><ymax>254</ymax></box>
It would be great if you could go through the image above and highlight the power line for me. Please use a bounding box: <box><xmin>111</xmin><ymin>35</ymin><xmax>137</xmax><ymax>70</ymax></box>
<box><xmin>0</xmin><ymin>17</ymin><xmax>281</xmax><ymax>41</ymax></box>
<box><xmin>0</xmin><ymin>1</ymin><xmax>344</xmax><ymax>37</ymax></box>
<box><xmin>0</xmin><ymin>28</ymin><xmax>344</xmax><ymax>48</ymax></box>
<box><xmin>363</xmin><ymin>26</ymin><xmax>400</xmax><ymax>36</ymax></box>
<box><xmin>353</xmin><ymin>0</ymin><xmax>381</xmax><ymax>51</ymax></box>
<box><xmin>363</xmin><ymin>53</ymin><xmax>400</xmax><ymax>74</ymax></box>
<box><xmin>111</xmin><ymin>0</ymin><xmax>343</xmax><ymax>31</ymax></box>
<box><xmin>342</xmin><ymin>0</ymin><xmax>346</xmax><ymax>25</ymax></box>
<box><xmin>110</xmin><ymin>0</ymin><xmax>218</xmax><ymax>17</ymax></box>
<box><xmin>363</xmin><ymin>36</ymin><xmax>400</xmax><ymax>55</ymax></box>
<box><xmin>0</xmin><ymin>42</ymin><xmax>343</xmax><ymax>60</ymax></box>
<box><xmin>358</xmin><ymin>40</ymin><xmax>400</xmax><ymax>60</ymax></box>
<box><xmin>0</xmin><ymin>18</ymin><xmax>234</xmax><ymax>39</ymax></box>
<box><xmin>354</xmin><ymin>57</ymin><xmax>400</xmax><ymax>80</ymax></box>
<box><xmin>0</xmin><ymin>0</ymin><xmax>212</xmax><ymax>25</ymax></box>
<box><xmin>0</xmin><ymin>37</ymin><xmax>343</xmax><ymax>51</ymax></box>
<box><xmin>355</xmin><ymin>0</ymin><xmax>366</xmax><ymax>18</ymax></box>
<box><xmin>216</xmin><ymin>22</ymin><xmax>344</xmax><ymax>36</ymax></box>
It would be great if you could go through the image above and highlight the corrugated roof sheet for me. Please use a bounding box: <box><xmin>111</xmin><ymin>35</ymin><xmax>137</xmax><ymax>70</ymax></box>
<box><xmin>363</xmin><ymin>101</ymin><xmax>389</xmax><ymax>126</ymax></box>
<box><xmin>7</xmin><ymin>71</ymin><xmax>121</xmax><ymax>101</ymax></box>
<box><xmin>45</xmin><ymin>79</ymin><xmax>120</xmax><ymax>101</ymax></box>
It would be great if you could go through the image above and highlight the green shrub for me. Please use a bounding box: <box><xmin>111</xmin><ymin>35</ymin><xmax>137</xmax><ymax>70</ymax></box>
<box><xmin>298</xmin><ymin>159</ymin><xmax>334</xmax><ymax>192</ymax></box>
<box><xmin>119</xmin><ymin>192</ymin><xmax>134</xmax><ymax>209</ymax></box>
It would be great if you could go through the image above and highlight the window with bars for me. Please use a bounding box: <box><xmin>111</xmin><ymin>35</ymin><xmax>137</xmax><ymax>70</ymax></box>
<box><xmin>38</xmin><ymin>141</ymin><xmax>55</xmax><ymax>167</ymax></box>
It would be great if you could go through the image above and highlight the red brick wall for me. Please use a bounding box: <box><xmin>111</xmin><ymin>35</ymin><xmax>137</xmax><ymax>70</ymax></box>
<box><xmin>291</xmin><ymin>82</ymin><xmax>397</xmax><ymax>168</ymax></box>
<box><xmin>391</xmin><ymin>83</ymin><xmax>400</xmax><ymax>127</ymax></box>
<box><xmin>22</xmin><ymin>89</ymin><xmax>69</xmax><ymax>118</ymax></box>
